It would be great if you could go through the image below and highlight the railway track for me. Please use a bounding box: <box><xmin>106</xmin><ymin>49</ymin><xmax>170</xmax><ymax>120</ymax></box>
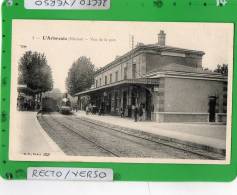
<box><xmin>66</xmin><ymin>115</ymin><xmax>225</xmax><ymax>160</ymax></box>
<box><xmin>49</xmin><ymin>115</ymin><xmax>120</xmax><ymax>157</ymax></box>
<box><xmin>38</xmin><ymin>113</ymin><xmax>118</xmax><ymax>156</ymax></box>
<box><xmin>38</xmin><ymin>112</ymin><xmax>225</xmax><ymax>160</ymax></box>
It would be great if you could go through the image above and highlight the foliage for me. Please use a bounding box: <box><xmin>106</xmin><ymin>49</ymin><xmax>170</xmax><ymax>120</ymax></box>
<box><xmin>18</xmin><ymin>51</ymin><xmax>53</xmax><ymax>94</ymax></box>
<box><xmin>202</xmin><ymin>64</ymin><xmax>228</xmax><ymax>76</ymax></box>
<box><xmin>214</xmin><ymin>64</ymin><xmax>228</xmax><ymax>76</ymax></box>
<box><xmin>66</xmin><ymin>56</ymin><xmax>95</xmax><ymax>96</ymax></box>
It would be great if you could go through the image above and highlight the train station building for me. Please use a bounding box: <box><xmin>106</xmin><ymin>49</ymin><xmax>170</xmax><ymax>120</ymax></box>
<box><xmin>75</xmin><ymin>30</ymin><xmax>228</xmax><ymax>123</ymax></box>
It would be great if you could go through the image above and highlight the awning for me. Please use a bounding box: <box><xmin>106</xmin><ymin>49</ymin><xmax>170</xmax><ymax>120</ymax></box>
<box><xmin>74</xmin><ymin>78</ymin><xmax>159</xmax><ymax>96</ymax></box>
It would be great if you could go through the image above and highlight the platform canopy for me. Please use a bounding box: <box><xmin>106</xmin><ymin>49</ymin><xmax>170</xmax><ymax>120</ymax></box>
<box><xmin>74</xmin><ymin>78</ymin><xmax>160</xmax><ymax>96</ymax></box>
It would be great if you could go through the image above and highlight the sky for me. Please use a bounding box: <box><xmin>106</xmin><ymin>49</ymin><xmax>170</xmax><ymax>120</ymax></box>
<box><xmin>12</xmin><ymin>20</ymin><xmax>234</xmax><ymax>92</ymax></box>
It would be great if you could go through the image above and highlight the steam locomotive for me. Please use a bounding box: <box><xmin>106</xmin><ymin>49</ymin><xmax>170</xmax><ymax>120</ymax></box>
<box><xmin>59</xmin><ymin>97</ymin><xmax>72</xmax><ymax>114</ymax></box>
<box><xmin>41</xmin><ymin>93</ymin><xmax>72</xmax><ymax>114</ymax></box>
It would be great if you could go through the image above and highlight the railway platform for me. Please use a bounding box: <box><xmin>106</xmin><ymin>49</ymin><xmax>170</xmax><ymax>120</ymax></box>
<box><xmin>12</xmin><ymin>111</ymin><xmax>64</xmax><ymax>156</ymax></box>
<box><xmin>74</xmin><ymin>111</ymin><xmax>227</xmax><ymax>155</ymax></box>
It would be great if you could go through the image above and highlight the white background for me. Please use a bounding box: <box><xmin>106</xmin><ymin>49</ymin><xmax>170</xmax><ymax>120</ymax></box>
<box><xmin>0</xmin><ymin>178</ymin><xmax>237</xmax><ymax>195</ymax></box>
<box><xmin>0</xmin><ymin>0</ymin><xmax>236</xmax><ymax>194</ymax></box>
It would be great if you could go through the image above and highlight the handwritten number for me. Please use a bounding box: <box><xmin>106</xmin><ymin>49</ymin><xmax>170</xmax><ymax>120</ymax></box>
<box><xmin>103</xmin><ymin>0</ymin><xmax>108</xmax><ymax>7</ymax></box>
<box><xmin>57</xmin><ymin>0</ymin><xmax>63</xmax><ymax>6</ymax></box>
<box><xmin>91</xmin><ymin>0</ymin><xmax>97</xmax><ymax>6</ymax></box>
<box><xmin>87</xmin><ymin>0</ymin><xmax>91</xmax><ymax>5</ymax></box>
<box><xmin>34</xmin><ymin>0</ymin><xmax>108</xmax><ymax>7</ymax></box>
<box><xmin>97</xmin><ymin>0</ymin><xmax>102</xmax><ymax>6</ymax></box>
<box><xmin>50</xmin><ymin>0</ymin><xmax>56</xmax><ymax>6</ymax></box>
<box><xmin>102</xmin><ymin>0</ymin><xmax>107</xmax><ymax>7</ymax></box>
<box><xmin>44</xmin><ymin>0</ymin><xmax>49</xmax><ymax>6</ymax></box>
<box><xmin>80</xmin><ymin>0</ymin><xmax>86</xmax><ymax>5</ymax></box>
<box><xmin>35</xmin><ymin>0</ymin><xmax>43</xmax><ymax>6</ymax></box>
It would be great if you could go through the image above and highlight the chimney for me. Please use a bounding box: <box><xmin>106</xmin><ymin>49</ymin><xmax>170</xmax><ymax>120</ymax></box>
<box><xmin>158</xmin><ymin>30</ymin><xmax>166</xmax><ymax>46</ymax></box>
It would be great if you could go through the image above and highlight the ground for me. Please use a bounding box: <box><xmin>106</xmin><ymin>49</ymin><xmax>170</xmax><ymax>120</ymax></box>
<box><xmin>12</xmin><ymin>111</ymin><xmax>63</xmax><ymax>156</ymax></box>
<box><xmin>11</xmin><ymin>111</ymin><xmax>226</xmax><ymax>160</ymax></box>
<box><xmin>38</xmin><ymin>112</ymin><xmax>226</xmax><ymax>160</ymax></box>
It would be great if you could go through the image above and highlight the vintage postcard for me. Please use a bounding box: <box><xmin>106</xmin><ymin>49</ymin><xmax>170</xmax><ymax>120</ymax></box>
<box><xmin>9</xmin><ymin>20</ymin><xmax>233</xmax><ymax>164</ymax></box>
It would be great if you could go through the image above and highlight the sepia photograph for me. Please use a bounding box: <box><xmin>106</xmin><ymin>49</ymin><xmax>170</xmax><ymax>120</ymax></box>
<box><xmin>9</xmin><ymin>20</ymin><xmax>233</xmax><ymax>164</ymax></box>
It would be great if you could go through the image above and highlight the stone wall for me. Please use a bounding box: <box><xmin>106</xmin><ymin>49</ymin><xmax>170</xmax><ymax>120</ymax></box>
<box><xmin>150</xmin><ymin>76</ymin><xmax>226</xmax><ymax>123</ymax></box>
<box><xmin>164</xmin><ymin>77</ymin><xmax>225</xmax><ymax>113</ymax></box>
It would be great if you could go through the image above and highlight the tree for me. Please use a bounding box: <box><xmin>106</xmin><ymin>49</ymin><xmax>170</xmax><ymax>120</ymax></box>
<box><xmin>66</xmin><ymin>56</ymin><xmax>95</xmax><ymax>96</ymax></box>
<box><xmin>18</xmin><ymin>51</ymin><xmax>53</xmax><ymax>99</ymax></box>
<box><xmin>43</xmin><ymin>88</ymin><xmax>63</xmax><ymax>101</ymax></box>
<box><xmin>214</xmin><ymin>64</ymin><xmax>228</xmax><ymax>76</ymax></box>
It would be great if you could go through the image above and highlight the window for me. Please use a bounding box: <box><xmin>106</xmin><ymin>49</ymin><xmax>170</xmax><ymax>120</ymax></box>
<box><xmin>95</xmin><ymin>80</ymin><xmax>98</xmax><ymax>88</ymax></box>
<box><xmin>105</xmin><ymin>76</ymin><xmax>108</xmax><ymax>85</ymax></box>
<box><xmin>124</xmin><ymin>67</ymin><xmax>128</xmax><ymax>80</ymax></box>
<box><xmin>115</xmin><ymin>71</ymin><xmax>119</xmax><ymax>82</ymax></box>
<box><xmin>99</xmin><ymin>78</ymin><xmax>102</xmax><ymax>86</ymax></box>
<box><xmin>132</xmin><ymin>63</ymin><xmax>136</xmax><ymax>79</ymax></box>
<box><xmin>110</xmin><ymin>73</ymin><xmax>112</xmax><ymax>83</ymax></box>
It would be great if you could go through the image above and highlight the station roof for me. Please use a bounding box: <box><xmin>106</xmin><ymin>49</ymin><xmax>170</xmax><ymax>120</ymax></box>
<box><xmin>75</xmin><ymin>64</ymin><xmax>227</xmax><ymax>97</ymax></box>
<box><xmin>95</xmin><ymin>44</ymin><xmax>205</xmax><ymax>76</ymax></box>
<box><xmin>74</xmin><ymin>78</ymin><xmax>160</xmax><ymax>96</ymax></box>
<box><xmin>146</xmin><ymin>64</ymin><xmax>228</xmax><ymax>81</ymax></box>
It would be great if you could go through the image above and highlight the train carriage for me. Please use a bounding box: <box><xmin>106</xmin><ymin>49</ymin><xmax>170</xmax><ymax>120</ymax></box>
<box><xmin>41</xmin><ymin>97</ymin><xmax>58</xmax><ymax>112</ymax></box>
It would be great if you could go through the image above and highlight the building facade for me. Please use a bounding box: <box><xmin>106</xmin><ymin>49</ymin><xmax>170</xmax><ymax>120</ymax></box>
<box><xmin>76</xmin><ymin>31</ymin><xmax>227</xmax><ymax>123</ymax></box>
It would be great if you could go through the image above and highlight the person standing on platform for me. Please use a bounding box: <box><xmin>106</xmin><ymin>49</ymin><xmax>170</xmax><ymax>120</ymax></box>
<box><xmin>134</xmin><ymin>105</ymin><xmax>138</xmax><ymax>122</ymax></box>
<box><xmin>139</xmin><ymin>104</ymin><xmax>143</xmax><ymax>121</ymax></box>
<box><xmin>120</xmin><ymin>107</ymin><xmax>124</xmax><ymax>118</ymax></box>
<box><xmin>132</xmin><ymin>104</ymin><xmax>135</xmax><ymax>119</ymax></box>
<box><xmin>142</xmin><ymin>106</ymin><xmax>146</xmax><ymax>121</ymax></box>
<box><xmin>86</xmin><ymin>105</ymin><xmax>89</xmax><ymax>115</ymax></box>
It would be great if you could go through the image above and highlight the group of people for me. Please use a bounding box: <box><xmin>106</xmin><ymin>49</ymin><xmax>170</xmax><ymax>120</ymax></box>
<box><xmin>133</xmin><ymin>104</ymin><xmax>145</xmax><ymax>122</ymax></box>
<box><xmin>17</xmin><ymin>98</ymin><xmax>40</xmax><ymax>111</ymax></box>
<box><xmin>85</xmin><ymin>103</ymin><xmax>100</xmax><ymax>115</ymax></box>
<box><xmin>121</xmin><ymin>104</ymin><xmax>146</xmax><ymax>122</ymax></box>
<box><xmin>85</xmin><ymin>102</ymin><xmax>146</xmax><ymax>122</ymax></box>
